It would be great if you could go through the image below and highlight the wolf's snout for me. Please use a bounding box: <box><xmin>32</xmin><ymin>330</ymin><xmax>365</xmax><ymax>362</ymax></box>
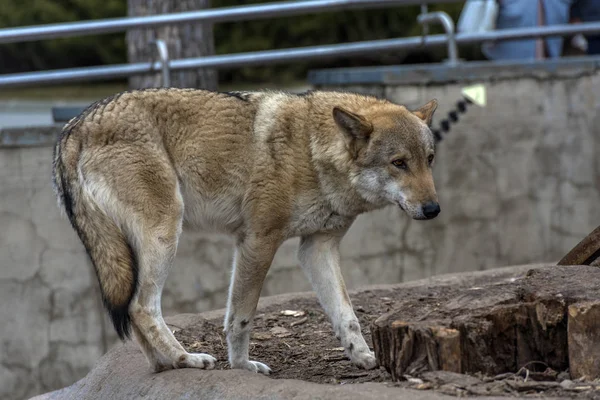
<box><xmin>422</xmin><ymin>201</ymin><xmax>440</xmax><ymax>219</ymax></box>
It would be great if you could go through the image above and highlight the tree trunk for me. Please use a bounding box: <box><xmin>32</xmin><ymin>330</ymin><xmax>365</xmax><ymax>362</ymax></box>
<box><xmin>126</xmin><ymin>0</ymin><xmax>217</xmax><ymax>90</ymax></box>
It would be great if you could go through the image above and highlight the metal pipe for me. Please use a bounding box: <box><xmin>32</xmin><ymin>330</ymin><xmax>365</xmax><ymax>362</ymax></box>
<box><xmin>0</xmin><ymin>36</ymin><xmax>435</xmax><ymax>88</ymax></box>
<box><xmin>419</xmin><ymin>4</ymin><xmax>429</xmax><ymax>45</ymax></box>
<box><xmin>2</xmin><ymin>22</ymin><xmax>600</xmax><ymax>88</ymax></box>
<box><xmin>457</xmin><ymin>21</ymin><xmax>600</xmax><ymax>45</ymax></box>
<box><xmin>418</xmin><ymin>11</ymin><xmax>458</xmax><ymax>65</ymax></box>
<box><xmin>0</xmin><ymin>0</ymin><xmax>460</xmax><ymax>44</ymax></box>
<box><xmin>151</xmin><ymin>39</ymin><xmax>170</xmax><ymax>87</ymax></box>
<box><xmin>0</xmin><ymin>63</ymin><xmax>153</xmax><ymax>88</ymax></box>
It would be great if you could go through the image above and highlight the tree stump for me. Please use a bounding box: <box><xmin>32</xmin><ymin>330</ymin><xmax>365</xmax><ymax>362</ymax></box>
<box><xmin>127</xmin><ymin>0</ymin><xmax>217</xmax><ymax>90</ymax></box>
<box><xmin>568</xmin><ymin>300</ymin><xmax>600</xmax><ymax>380</ymax></box>
<box><xmin>371</xmin><ymin>266</ymin><xmax>600</xmax><ymax>381</ymax></box>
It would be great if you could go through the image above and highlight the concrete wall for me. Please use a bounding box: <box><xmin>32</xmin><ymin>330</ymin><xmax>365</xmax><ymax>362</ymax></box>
<box><xmin>2</xmin><ymin>57</ymin><xmax>600</xmax><ymax>400</ymax></box>
<box><xmin>310</xmin><ymin>57</ymin><xmax>600</xmax><ymax>270</ymax></box>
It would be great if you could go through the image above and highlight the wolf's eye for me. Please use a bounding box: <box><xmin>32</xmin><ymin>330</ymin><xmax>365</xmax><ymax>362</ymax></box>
<box><xmin>428</xmin><ymin>154</ymin><xmax>435</xmax><ymax>165</ymax></box>
<box><xmin>392</xmin><ymin>159</ymin><xmax>407</xmax><ymax>170</ymax></box>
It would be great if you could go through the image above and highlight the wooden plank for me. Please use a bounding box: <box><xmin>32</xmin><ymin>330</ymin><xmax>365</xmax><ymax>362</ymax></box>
<box><xmin>557</xmin><ymin>225</ymin><xmax>600</xmax><ymax>266</ymax></box>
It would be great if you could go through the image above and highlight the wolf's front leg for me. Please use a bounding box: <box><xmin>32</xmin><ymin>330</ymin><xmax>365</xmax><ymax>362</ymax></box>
<box><xmin>224</xmin><ymin>234</ymin><xmax>280</xmax><ymax>375</ymax></box>
<box><xmin>298</xmin><ymin>232</ymin><xmax>377</xmax><ymax>370</ymax></box>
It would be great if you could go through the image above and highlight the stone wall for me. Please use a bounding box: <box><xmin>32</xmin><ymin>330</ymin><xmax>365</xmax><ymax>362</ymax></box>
<box><xmin>2</xmin><ymin>57</ymin><xmax>600</xmax><ymax>400</ymax></box>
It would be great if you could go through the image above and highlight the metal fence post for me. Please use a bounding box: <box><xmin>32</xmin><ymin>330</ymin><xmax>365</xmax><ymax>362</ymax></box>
<box><xmin>419</xmin><ymin>3</ymin><xmax>429</xmax><ymax>45</ymax></box>
<box><xmin>418</xmin><ymin>11</ymin><xmax>459</xmax><ymax>65</ymax></box>
<box><xmin>150</xmin><ymin>39</ymin><xmax>171</xmax><ymax>87</ymax></box>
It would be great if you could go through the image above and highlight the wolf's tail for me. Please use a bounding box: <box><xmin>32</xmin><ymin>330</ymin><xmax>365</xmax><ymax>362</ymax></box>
<box><xmin>52</xmin><ymin>123</ymin><xmax>138</xmax><ymax>340</ymax></box>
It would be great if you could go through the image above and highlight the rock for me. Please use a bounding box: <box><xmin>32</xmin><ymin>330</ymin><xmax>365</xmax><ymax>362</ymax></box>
<box><xmin>560</xmin><ymin>379</ymin><xmax>576</xmax><ymax>389</ymax></box>
<box><xmin>29</xmin><ymin>316</ymin><xmax>508</xmax><ymax>400</ymax></box>
<box><xmin>421</xmin><ymin>371</ymin><xmax>482</xmax><ymax>387</ymax></box>
<box><xmin>557</xmin><ymin>371</ymin><xmax>571</xmax><ymax>382</ymax></box>
<box><xmin>29</xmin><ymin>265</ymin><xmax>570</xmax><ymax>400</ymax></box>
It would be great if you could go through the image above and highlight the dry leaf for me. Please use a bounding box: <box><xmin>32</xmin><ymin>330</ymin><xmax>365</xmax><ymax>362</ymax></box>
<box><xmin>252</xmin><ymin>332</ymin><xmax>272</xmax><ymax>341</ymax></box>
<box><xmin>280</xmin><ymin>310</ymin><xmax>306</xmax><ymax>317</ymax></box>
<box><xmin>290</xmin><ymin>317</ymin><xmax>308</xmax><ymax>327</ymax></box>
<box><xmin>270</xmin><ymin>326</ymin><xmax>292</xmax><ymax>338</ymax></box>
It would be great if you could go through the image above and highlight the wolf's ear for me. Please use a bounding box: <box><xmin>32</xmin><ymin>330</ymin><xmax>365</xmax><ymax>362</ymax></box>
<box><xmin>333</xmin><ymin>107</ymin><xmax>373</xmax><ymax>141</ymax></box>
<box><xmin>413</xmin><ymin>99</ymin><xmax>438</xmax><ymax>126</ymax></box>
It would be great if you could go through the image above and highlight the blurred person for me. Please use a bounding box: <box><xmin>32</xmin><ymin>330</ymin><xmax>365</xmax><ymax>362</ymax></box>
<box><xmin>570</xmin><ymin>0</ymin><xmax>600</xmax><ymax>55</ymax></box>
<box><xmin>482</xmin><ymin>0</ymin><xmax>576</xmax><ymax>60</ymax></box>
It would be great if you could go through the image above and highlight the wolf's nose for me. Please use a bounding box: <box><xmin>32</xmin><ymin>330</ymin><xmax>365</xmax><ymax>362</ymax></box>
<box><xmin>422</xmin><ymin>202</ymin><xmax>440</xmax><ymax>219</ymax></box>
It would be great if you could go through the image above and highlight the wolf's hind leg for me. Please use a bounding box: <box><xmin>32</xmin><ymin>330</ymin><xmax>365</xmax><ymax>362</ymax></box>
<box><xmin>131</xmin><ymin>324</ymin><xmax>165</xmax><ymax>371</ymax></box>
<box><xmin>84</xmin><ymin>144</ymin><xmax>216</xmax><ymax>372</ymax></box>
<box><xmin>128</xmin><ymin>196</ymin><xmax>216</xmax><ymax>372</ymax></box>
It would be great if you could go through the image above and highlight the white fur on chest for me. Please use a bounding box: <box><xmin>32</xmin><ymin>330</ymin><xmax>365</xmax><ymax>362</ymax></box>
<box><xmin>288</xmin><ymin>197</ymin><xmax>353</xmax><ymax>237</ymax></box>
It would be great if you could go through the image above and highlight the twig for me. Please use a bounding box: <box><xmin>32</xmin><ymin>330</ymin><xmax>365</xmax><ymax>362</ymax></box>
<box><xmin>506</xmin><ymin>381</ymin><xmax>561</xmax><ymax>392</ymax></box>
<box><xmin>488</xmin><ymin>372</ymin><xmax>515</xmax><ymax>382</ymax></box>
<box><xmin>519</xmin><ymin>360</ymin><xmax>549</xmax><ymax>370</ymax></box>
<box><xmin>337</xmin><ymin>372</ymin><xmax>369</xmax><ymax>379</ymax></box>
<box><xmin>291</xmin><ymin>317</ymin><xmax>308</xmax><ymax>327</ymax></box>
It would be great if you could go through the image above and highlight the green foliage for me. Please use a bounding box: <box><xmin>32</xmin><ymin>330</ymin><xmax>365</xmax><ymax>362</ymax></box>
<box><xmin>0</xmin><ymin>0</ymin><xmax>125</xmax><ymax>73</ymax></box>
<box><xmin>212</xmin><ymin>1</ymin><xmax>467</xmax><ymax>83</ymax></box>
<box><xmin>0</xmin><ymin>0</ymin><xmax>471</xmax><ymax>84</ymax></box>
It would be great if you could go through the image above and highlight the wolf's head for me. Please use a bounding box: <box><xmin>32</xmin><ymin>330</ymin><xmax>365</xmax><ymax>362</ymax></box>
<box><xmin>333</xmin><ymin>99</ymin><xmax>440</xmax><ymax>220</ymax></box>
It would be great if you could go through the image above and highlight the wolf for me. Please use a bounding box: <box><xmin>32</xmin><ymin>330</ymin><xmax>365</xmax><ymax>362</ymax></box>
<box><xmin>52</xmin><ymin>88</ymin><xmax>440</xmax><ymax>374</ymax></box>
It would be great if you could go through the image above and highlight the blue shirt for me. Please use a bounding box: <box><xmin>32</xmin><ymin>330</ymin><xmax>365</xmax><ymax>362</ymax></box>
<box><xmin>483</xmin><ymin>0</ymin><xmax>576</xmax><ymax>60</ymax></box>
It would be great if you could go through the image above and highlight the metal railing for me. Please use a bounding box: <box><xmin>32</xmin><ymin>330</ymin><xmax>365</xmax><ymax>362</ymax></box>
<box><xmin>418</xmin><ymin>11</ymin><xmax>458</xmax><ymax>65</ymax></box>
<box><xmin>0</xmin><ymin>0</ymin><xmax>459</xmax><ymax>44</ymax></box>
<box><xmin>1</xmin><ymin>0</ymin><xmax>600</xmax><ymax>89</ymax></box>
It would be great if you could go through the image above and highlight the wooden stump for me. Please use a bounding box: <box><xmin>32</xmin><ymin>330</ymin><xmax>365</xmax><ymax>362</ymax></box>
<box><xmin>371</xmin><ymin>266</ymin><xmax>600</xmax><ymax>381</ymax></box>
<box><xmin>568</xmin><ymin>300</ymin><xmax>600</xmax><ymax>380</ymax></box>
<box><xmin>371</xmin><ymin>321</ymin><xmax>461</xmax><ymax>381</ymax></box>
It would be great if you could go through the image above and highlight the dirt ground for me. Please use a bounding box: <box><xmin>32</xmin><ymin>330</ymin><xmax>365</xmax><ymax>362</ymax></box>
<box><xmin>174</xmin><ymin>268</ymin><xmax>600</xmax><ymax>398</ymax></box>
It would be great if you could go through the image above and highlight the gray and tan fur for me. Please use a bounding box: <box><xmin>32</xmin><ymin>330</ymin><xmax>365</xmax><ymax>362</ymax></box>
<box><xmin>52</xmin><ymin>88</ymin><xmax>440</xmax><ymax>374</ymax></box>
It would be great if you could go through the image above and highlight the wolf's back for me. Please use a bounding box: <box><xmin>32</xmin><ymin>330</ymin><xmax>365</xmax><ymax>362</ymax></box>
<box><xmin>52</xmin><ymin>108</ymin><xmax>138</xmax><ymax>340</ymax></box>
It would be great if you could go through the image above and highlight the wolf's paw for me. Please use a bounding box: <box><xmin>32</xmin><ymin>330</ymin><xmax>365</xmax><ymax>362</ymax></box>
<box><xmin>177</xmin><ymin>353</ymin><xmax>217</xmax><ymax>369</ymax></box>
<box><xmin>351</xmin><ymin>349</ymin><xmax>377</xmax><ymax>370</ymax></box>
<box><xmin>232</xmin><ymin>360</ymin><xmax>272</xmax><ymax>375</ymax></box>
